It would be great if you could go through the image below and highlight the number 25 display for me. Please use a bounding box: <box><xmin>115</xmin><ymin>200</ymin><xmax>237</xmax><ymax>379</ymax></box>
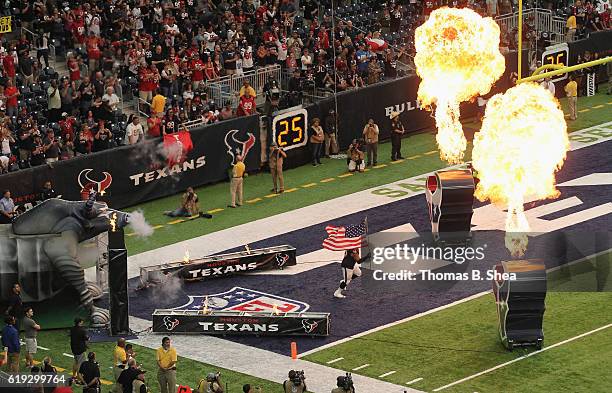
<box><xmin>272</xmin><ymin>108</ymin><xmax>308</xmax><ymax>150</ymax></box>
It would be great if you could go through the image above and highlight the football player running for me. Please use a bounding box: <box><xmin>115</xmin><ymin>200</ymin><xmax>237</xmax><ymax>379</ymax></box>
<box><xmin>334</xmin><ymin>249</ymin><xmax>370</xmax><ymax>298</ymax></box>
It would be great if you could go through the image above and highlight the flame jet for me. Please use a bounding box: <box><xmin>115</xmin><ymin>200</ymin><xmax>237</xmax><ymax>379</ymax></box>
<box><xmin>415</xmin><ymin>7</ymin><xmax>505</xmax><ymax>163</ymax></box>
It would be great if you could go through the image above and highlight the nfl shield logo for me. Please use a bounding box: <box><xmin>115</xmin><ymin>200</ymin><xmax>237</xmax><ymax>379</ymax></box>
<box><xmin>172</xmin><ymin>287</ymin><xmax>310</xmax><ymax>313</ymax></box>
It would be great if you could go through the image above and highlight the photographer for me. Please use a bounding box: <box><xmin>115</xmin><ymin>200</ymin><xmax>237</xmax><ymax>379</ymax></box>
<box><xmin>332</xmin><ymin>373</ymin><xmax>355</xmax><ymax>393</ymax></box>
<box><xmin>197</xmin><ymin>372</ymin><xmax>223</xmax><ymax>393</ymax></box>
<box><xmin>362</xmin><ymin>119</ymin><xmax>379</xmax><ymax>166</ymax></box>
<box><xmin>283</xmin><ymin>370</ymin><xmax>306</xmax><ymax>393</ymax></box>
<box><xmin>347</xmin><ymin>139</ymin><xmax>365</xmax><ymax>173</ymax></box>
<box><xmin>269</xmin><ymin>142</ymin><xmax>287</xmax><ymax>194</ymax></box>
<box><xmin>164</xmin><ymin>187</ymin><xmax>201</xmax><ymax>218</ymax></box>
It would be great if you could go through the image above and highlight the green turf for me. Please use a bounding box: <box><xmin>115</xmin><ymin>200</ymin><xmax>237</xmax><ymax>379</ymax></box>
<box><xmin>124</xmin><ymin>93</ymin><xmax>612</xmax><ymax>255</ymax></box>
<box><xmin>10</xmin><ymin>329</ymin><xmax>281</xmax><ymax>393</ymax></box>
<box><xmin>303</xmin><ymin>255</ymin><xmax>612</xmax><ymax>392</ymax></box>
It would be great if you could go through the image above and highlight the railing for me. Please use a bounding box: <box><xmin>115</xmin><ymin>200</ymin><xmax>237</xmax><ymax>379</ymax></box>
<box><xmin>135</xmin><ymin>97</ymin><xmax>152</xmax><ymax>119</ymax></box>
<box><xmin>207</xmin><ymin>65</ymin><xmax>283</xmax><ymax>108</ymax></box>
<box><xmin>552</xmin><ymin>19</ymin><xmax>568</xmax><ymax>43</ymax></box>
<box><xmin>495</xmin><ymin>8</ymin><xmax>567</xmax><ymax>45</ymax></box>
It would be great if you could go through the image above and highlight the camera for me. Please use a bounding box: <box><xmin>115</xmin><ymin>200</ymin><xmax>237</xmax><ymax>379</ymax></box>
<box><xmin>206</xmin><ymin>371</ymin><xmax>221</xmax><ymax>382</ymax></box>
<box><xmin>337</xmin><ymin>373</ymin><xmax>354</xmax><ymax>391</ymax></box>
<box><xmin>291</xmin><ymin>370</ymin><xmax>305</xmax><ymax>386</ymax></box>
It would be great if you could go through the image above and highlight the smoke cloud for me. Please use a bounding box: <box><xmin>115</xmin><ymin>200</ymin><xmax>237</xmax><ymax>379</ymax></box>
<box><xmin>151</xmin><ymin>273</ymin><xmax>184</xmax><ymax>305</ymax></box>
<box><xmin>128</xmin><ymin>210</ymin><xmax>154</xmax><ymax>237</ymax></box>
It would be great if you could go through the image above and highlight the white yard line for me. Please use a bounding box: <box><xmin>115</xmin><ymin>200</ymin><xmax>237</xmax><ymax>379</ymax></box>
<box><xmin>433</xmin><ymin>323</ymin><xmax>612</xmax><ymax>391</ymax></box>
<box><xmin>38</xmin><ymin>345</ymin><xmax>50</xmax><ymax>350</ymax></box>
<box><xmin>326</xmin><ymin>357</ymin><xmax>344</xmax><ymax>364</ymax></box>
<box><xmin>62</xmin><ymin>353</ymin><xmax>74</xmax><ymax>358</ymax></box>
<box><xmin>406</xmin><ymin>378</ymin><xmax>423</xmax><ymax>385</ymax></box>
<box><xmin>378</xmin><ymin>371</ymin><xmax>396</xmax><ymax>378</ymax></box>
<box><xmin>352</xmin><ymin>364</ymin><xmax>370</xmax><ymax>371</ymax></box>
<box><xmin>298</xmin><ymin>291</ymin><xmax>490</xmax><ymax>357</ymax></box>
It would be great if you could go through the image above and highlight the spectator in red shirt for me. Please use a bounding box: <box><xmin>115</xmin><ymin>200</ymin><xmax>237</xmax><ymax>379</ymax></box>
<box><xmin>85</xmin><ymin>33</ymin><xmax>102</xmax><ymax>72</ymax></box>
<box><xmin>138</xmin><ymin>65</ymin><xmax>158</xmax><ymax>105</ymax></box>
<box><xmin>237</xmin><ymin>90</ymin><xmax>256</xmax><ymax>116</ymax></box>
<box><xmin>189</xmin><ymin>53</ymin><xmax>205</xmax><ymax>91</ymax></box>
<box><xmin>2</xmin><ymin>54</ymin><xmax>16</xmax><ymax>85</ymax></box>
<box><xmin>147</xmin><ymin>116</ymin><xmax>162</xmax><ymax>138</ymax></box>
<box><xmin>4</xmin><ymin>80</ymin><xmax>19</xmax><ymax>118</ymax></box>
<box><xmin>59</xmin><ymin>113</ymin><xmax>77</xmax><ymax>140</ymax></box>
<box><xmin>67</xmin><ymin>55</ymin><xmax>81</xmax><ymax>84</ymax></box>
<box><xmin>71</xmin><ymin>16</ymin><xmax>86</xmax><ymax>49</ymax></box>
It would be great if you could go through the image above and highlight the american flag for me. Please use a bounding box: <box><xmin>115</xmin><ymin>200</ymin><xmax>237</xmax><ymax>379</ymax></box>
<box><xmin>322</xmin><ymin>218</ymin><xmax>368</xmax><ymax>251</ymax></box>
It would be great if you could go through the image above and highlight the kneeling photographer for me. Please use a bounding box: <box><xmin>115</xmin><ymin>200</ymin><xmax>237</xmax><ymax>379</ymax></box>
<box><xmin>347</xmin><ymin>139</ymin><xmax>365</xmax><ymax>173</ymax></box>
<box><xmin>332</xmin><ymin>373</ymin><xmax>355</xmax><ymax>393</ymax></box>
<box><xmin>283</xmin><ymin>370</ymin><xmax>307</xmax><ymax>393</ymax></box>
<box><xmin>197</xmin><ymin>371</ymin><xmax>224</xmax><ymax>393</ymax></box>
<box><xmin>163</xmin><ymin>187</ymin><xmax>210</xmax><ymax>218</ymax></box>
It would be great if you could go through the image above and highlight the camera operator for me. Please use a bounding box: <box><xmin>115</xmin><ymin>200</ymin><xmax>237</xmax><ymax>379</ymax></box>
<box><xmin>263</xmin><ymin>77</ymin><xmax>281</xmax><ymax>115</ymax></box>
<box><xmin>332</xmin><ymin>373</ymin><xmax>355</xmax><ymax>393</ymax></box>
<box><xmin>163</xmin><ymin>187</ymin><xmax>201</xmax><ymax>218</ymax></box>
<box><xmin>283</xmin><ymin>370</ymin><xmax>307</xmax><ymax>393</ymax></box>
<box><xmin>347</xmin><ymin>139</ymin><xmax>365</xmax><ymax>173</ymax></box>
<box><xmin>362</xmin><ymin>119</ymin><xmax>379</xmax><ymax>166</ymax></box>
<box><xmin>197</xmin><ymin>372</ymin><xmax>224</xmax><ymax>393</ymax></box>
<box><xmin>269</xmin><ymin>142</ymin><xmax>287</xmax><ymax>194</ymax></box>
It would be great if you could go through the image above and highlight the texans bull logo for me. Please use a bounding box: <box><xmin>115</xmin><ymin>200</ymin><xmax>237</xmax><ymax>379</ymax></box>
<box><xmin>225</xmin><ymin>130</ymin><xmax>256</xmax><ymax>165</ymax></box>
<box><xmin>163</xmin><ymin>316</ymin><xmax>180</xmax><ymax>331</ymax></box>
<box><xmin>302</xmin><ymin>319</ymin><xmax>319</xmax><ymax>334</ymax></box>
<box><xmin>275</xmin><ymin>253</ymin><xmax>290</xmax><ymax>268</ymax></box>
<box><xmin>78</xmin><ymin>169</ymin><xmax>113</xmax><ymax>200</ymax></box>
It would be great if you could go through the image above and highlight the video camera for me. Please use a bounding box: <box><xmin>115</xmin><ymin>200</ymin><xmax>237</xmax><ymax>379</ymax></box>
<box><xmin>337</xmin><ymin>373</ymin><xmax>354</xmax><ymax>391</ymax></box>
<box><xmin>206</xmin><ymin>371</ymin><xmax>221</xmax><ymax>382</ymax></box>
<box><xmin>290</xmin><ymin>370</ymin><xmax>305</xmax><ymax>386</ymax></box>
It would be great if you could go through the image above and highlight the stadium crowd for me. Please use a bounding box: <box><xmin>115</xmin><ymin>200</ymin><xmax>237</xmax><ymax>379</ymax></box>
<box><xmin>0</xmin><ymin>0</ymin><xmax>609</xmax><ymax>174</ymax></box>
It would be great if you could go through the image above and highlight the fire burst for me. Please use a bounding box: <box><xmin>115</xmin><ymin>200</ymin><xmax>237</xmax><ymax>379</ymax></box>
<box><xmin>472</xmin><ymin>83</ymin><xmax>569</xmax><ymax>256</ymax></box>
<box><xmin>415</xmin><ymin>7</ymin><xmax>505</xmax><ymax>163</ymax></box>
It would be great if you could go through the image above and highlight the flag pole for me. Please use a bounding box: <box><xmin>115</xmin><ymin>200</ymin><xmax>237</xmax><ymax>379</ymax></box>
<box><xmin>364</xmin><ymin>216</ymin><xmax>372</xmax><ymax>260</ymax></box>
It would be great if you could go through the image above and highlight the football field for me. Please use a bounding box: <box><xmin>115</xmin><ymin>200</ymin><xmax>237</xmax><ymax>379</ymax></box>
<box><xmin>7</xmin><ymin>92</ymin><xmax>612</xmax><ymax>393</ymax></box>
<box><xmin>303</xmin><ymin>253</ymin><xmax>612</xmax><ymax>393</ymax></box>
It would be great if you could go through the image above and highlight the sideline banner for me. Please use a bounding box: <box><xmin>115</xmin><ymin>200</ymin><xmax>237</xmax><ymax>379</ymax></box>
<box><xmin>140</xmin><ymin>245</ymin><xmax>297</xmax><ymax>285</ymax></box>
<box><xmin>152</xmin><ymin>310</ymin><xmax>330</xmax><ymax>336</ymax></box>
<box><xmin>2</xmin><ymin>115</ymin><xmax>260</xmax><ymax>209</ymax></box>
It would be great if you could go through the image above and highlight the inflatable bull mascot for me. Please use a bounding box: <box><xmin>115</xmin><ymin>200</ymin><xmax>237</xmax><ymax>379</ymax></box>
<box><xmin>1</xmin><ymin>192</ymin><xmax>130</xmax><ymax>326</ymax></box>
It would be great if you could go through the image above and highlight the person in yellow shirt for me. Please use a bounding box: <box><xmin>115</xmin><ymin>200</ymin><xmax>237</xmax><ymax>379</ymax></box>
<box><xmin>564</xmin><ymin>74</ymin><xmax>578</xmax><ymax>121</ymax></box>
<box><xmin>239</xmin><ymin>80</ymin><xmax>256</xmax><ymax>98</ymax></box>
<box><xmin>151</xmin><ymin>89</ymin><xmax>167</xmax><ymax>117</ymax></box>
<box><xmin>156</xmin><ymin>337</ymin><xmax>177</xmax><ymax>393</ymax></box>
<box><xmin>229</xmin><ymin>155</ymin><xmax>245</xmax><ymax>208</ymax></box>
<box><xmin>566</xmin><ymin>15</ymin><xmax>576</xmax><ymax>42</ymax></box>
<box><xmin>112</xmin><ymin>338</ymin><xmax>127</xmax><ymax>393</ymax></box>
